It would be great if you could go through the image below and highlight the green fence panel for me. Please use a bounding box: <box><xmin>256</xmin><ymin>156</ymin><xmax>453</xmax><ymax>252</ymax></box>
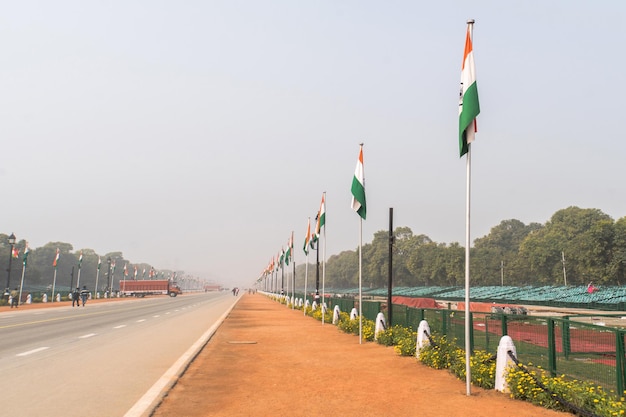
<box><xmin>361</xmin><ymin>301</ymin><xmax>381</xmax><ymax>321</ymax></box>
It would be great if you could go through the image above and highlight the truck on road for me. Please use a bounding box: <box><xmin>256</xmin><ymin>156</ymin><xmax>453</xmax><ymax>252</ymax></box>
<box><xmin>119</xmin><ymin>280</ymin><xmax>182</xmax><ymax>297</ymax></box>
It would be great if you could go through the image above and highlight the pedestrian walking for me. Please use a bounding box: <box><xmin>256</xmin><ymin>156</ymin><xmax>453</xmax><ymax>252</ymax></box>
<box><xmin>80</xmin><ymin>285</ymin><xmax>89</xmax><ymax>307</ymax></box>
<box><xmin>10</xmin><ymin>288</ymin><xmax>18</xmax><ymax>308</ymax></box>
<box><xmin>72</xmin><ymin>287</ymin><xmax>80</xmax><ymax>307</ymax></box>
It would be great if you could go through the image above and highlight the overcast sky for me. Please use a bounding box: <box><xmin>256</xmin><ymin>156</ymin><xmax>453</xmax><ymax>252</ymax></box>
<box><xmin>1</xmin><ymin>1</ymin><xmax>624</xmax><ymax>287</ymax></box>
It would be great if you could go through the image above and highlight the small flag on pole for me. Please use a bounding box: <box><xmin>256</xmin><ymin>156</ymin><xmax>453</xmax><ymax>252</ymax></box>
<box><xmin>351</xmin><ymin>144</ymin><xmax>366</xmax><ymax>219</ymax></box>
<box><xmin>315</xmin><ymin>193</ymin><xmax>326</xmax><ymax>239</ymax></box>
<box><xmin>53</xmin><ymin>248</ymin><xmax>60</xmax><ymax>268</ymax></box>
<box><xmin>285</xmin><ymin>237</ymin><xmax>292</xmax><ymax>266</ymax></box>
<box><xmin>23</xmin><ymin>244</ymin><xmax>30</xmax><ymax>267</ymax></box>
<box><xmin>303</xmin><ymin>218</ymin><xmax>311</xmax><ymax>255</ymax></box>
<box><xmin>458</xmin><ymin>21</ymin><xmax>480</xmax><ymax>157</ymax></box>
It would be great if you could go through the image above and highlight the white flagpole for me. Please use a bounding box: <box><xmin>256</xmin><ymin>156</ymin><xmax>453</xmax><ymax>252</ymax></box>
<box><xmin>322</xmin><ymin>191</ymin><xmax>326</xmax><ymax>326</ymax></box>
<box><xmin>358</xmin><ymin>216</ymin><xmax>363</xmax><ymax>344</ymax></box>
<box><xmin>77</xmin><ymin>264</ymin><xmax>82</xmax><ymax>289</ymax></box>
<box><xmin>461</xmin><ymin>19</ymin><xmax>477</xmax><ymax>397</ymax></box>
<box><xmin>51</xmin><ymin>269</ymin><xmax>57</xmax><ymax>302</ymax></box>
<box><xmin>292</xmin><ymin>231</ymin><xmax>295</xmax><ymax>310</ymax></box>
<box><xmin>304</xmin><ymin>217</ymin><xmax>310</xmax><ymax>316</ymax></box>
<box><xmin>95</xmin><ymin>267</ymin><xmax>100</xmax><ymax>298</ymax></box>
<box><xmin>464</xmin><ymin>145</ymin><xmax>472</xmax><ymax>395</ymax></box>
<box><xmin>18</xmin><ymin>262</ymin><xmax>26</xmax><ymax>306</ymax></box>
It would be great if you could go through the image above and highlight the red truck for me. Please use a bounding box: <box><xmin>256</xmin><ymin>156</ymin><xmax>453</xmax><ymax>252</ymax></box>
<box><xmin>119</xmin><ymin>280</ymin><xmax>182</xmax><ymax>297</ymax></box>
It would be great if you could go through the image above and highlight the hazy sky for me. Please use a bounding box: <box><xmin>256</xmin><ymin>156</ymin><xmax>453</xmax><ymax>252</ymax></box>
<box><xmin>1</xmin><ymin>1</ymin><xmax>624</xmax><ymax>287</ymax></box>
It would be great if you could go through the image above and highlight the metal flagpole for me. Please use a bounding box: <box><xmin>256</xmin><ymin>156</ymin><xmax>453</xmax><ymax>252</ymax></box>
<box><xmin>358</xmin><ymin>216</ymin><xmax>363</xmax><ymax>344</ymax></box>
<box><xmin>51</xmin><ymin>269</ymin><xmax>57</xmax><ymax>302</ymax></box>
<box><xmin>95</xmin><ymin>258</ymin><xmax>101</xmax><ymax>298</ymax></box>
<box><xmin>462</xmin><ymin>18</ymin><xmax>477</xmax><ymax>397</ymax></box>
<box><xmin>18</xmin><ymin>260</ymin><xmax>26</xmax><ymax>307</ymax></box>
<box><xmin>321</xmin><ymin>191</ymin><xmax>326</xmax><ymax>325</ymax></box>
<box><xmin>464</xmin><ymin>141</ymin><xmax>472</xmax><ymax>395</ymax></box>
<box><xmin>304</xmin><ymin>217</ymin><xmax>310</xmax><ymax>316</ymax></box>
<box><xmin>292</xmin><ymin>231</ymin><xmax>295</xmax><ymax>310</ymax></box>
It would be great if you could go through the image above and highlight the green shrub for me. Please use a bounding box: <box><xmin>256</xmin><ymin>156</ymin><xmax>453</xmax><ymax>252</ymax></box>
<box><xmin>377</xmin><ymin>325</ymin><xmax>415</xmax><ymax>347</ymax></box>
<box><xmin>507</xmin><ymin>364</ymin><xmax>626</xmax><ymax>416</ymax></box>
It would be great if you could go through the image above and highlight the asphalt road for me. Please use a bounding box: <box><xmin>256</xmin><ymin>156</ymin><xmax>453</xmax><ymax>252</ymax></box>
<box><xmin>0</xmin><ymin>291</ymin><xmax>238</xmax><ymax>417</ymax></box>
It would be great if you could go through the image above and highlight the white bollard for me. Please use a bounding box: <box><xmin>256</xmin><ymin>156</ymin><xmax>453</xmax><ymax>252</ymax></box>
<box><xmin>96</xmin><ymin>292</ymin><xmax>100</xmax><ymax>299</ymax></box>
<box><xmin>495</xmin><ymin>336</ymin><xmax>517</xmax><ymax>392</ymax></box>
<box><xmin>56</xmin><ymin>293</ymin><xmax>61</xmax><ymax>302</ymax></box>
<box><xmin>332</xmin><ymin>305</ymin><xmax>341</xmax><ymax>324</ymax></box>
<box><xmin>322</xmin><ymin>302</ymin><xmax>328</xmax><ymax>314</ymax></box>
<box><xmin>350</xmin><ymin>308</ymin><xmax>358</xmax><ymax>320</ymax></box>
<box><xmin>416</xmin><ymin>320</ymin><xmax>431</xmax><ymax>358</ymax></box>
<box><xmin>374</xmin><ymin>312</ymin><xmax>386</xmax><ymax>340</ymax></box>
<box><xmin>312</xmin><ymin>301</ymin><xmax>318</xmax><ymax>310</ymax></box>
<box><xmin>26</xmin><ymin>294</ymin><xmax>32</xmax><ymax>304</ymax></box>
<box><xmin>42</xmin><ymin>293</ymin><xmax>48</xmax><ymax>303</ymax></box>
<box><xmin>304</xmin><ymin>299</ymin><xmax>310</xmax><ymax>310</ymax></box>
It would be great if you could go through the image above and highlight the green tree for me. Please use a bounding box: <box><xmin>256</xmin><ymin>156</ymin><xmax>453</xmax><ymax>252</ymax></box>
<box><xmin>519</xmin><ymin>207</ymin><xmax>613</xmax><ymax>285</ymax></box>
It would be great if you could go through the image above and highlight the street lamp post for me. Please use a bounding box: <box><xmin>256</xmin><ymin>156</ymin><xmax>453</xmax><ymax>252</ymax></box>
<box><xmin>5</xmin><ymin>233</ymin><xmax>16</xmax><ymax>299</ymax></box>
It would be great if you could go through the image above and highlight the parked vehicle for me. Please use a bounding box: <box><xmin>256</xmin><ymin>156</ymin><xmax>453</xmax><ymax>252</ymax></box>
<box><xmin>119</xmin><ymin>280</ymin><xmax>182</xmax><ymax>297</ymax></box>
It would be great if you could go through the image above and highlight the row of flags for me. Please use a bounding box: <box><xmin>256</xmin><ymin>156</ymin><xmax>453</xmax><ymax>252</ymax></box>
<box><xmin>14</xmin><ymin>245</ymin><xmax>160</xmax><ymax>280</ymax></box>
<box><xmin>262</xmin><ymin>17</ymin><xmax>480</xmax><ymax>276</ymax></box>
<box><xmin>258</xmin><ymin>22</ymin><xmax>480</xmax><ymax>355</ymax></box>
<box><xmin>261</xmin><ymin>143</ymin><xmax>367</xmax><ymax>278</ymax></box>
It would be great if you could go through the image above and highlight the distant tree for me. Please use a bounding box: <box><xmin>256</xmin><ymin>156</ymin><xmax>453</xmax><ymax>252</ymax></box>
<box><xmin>519</xmin><ymin>207</ymin><xmax>613</xmax><ymax>285</ymax></box>
<box><xmin>472</xmin><ymin>219</ymin><xmax>542</xmax><ymax>285</ymax></box>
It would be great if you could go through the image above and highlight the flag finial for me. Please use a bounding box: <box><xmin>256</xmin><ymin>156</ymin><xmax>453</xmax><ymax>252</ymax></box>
<box><xmin>467</xmin><ymin>19</ymin><xmax>475</xmax><ymax>24</ymax></box>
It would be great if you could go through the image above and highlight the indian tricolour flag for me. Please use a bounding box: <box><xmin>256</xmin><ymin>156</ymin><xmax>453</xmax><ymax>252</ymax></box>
<box><xmin>53</xmin><ymin>248</ymin><xmax>60</xmax><ymax>268</ymax></box>
<box><xmin>351</xmin><ymin>145</ymin><xmax>366</xmax><ymax>220</ymax></box>
<box><xmin>315</xmin><ymin>193</ymin><xmax>326</xmax><ymax>238</ymax></box>
<box><xmin>303</xmin><ymin>218</ymin><xmax>311</xmax><ymax>255</ymax></box>
<box><xmin>458</xmin><ymin>21</ymin><xmax>480</xmax><ymax>157</ymax></box>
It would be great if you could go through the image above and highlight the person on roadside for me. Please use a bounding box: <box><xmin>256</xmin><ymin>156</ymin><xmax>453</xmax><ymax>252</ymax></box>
<box><xmin>72</xmin><ymin>287</ymin><xmax>80</xmax><ymax>307</ymax></box>
<box><xmin>80</xmin><ymin>285</ymin><xmax>89</xmax><ymax>307</ymax></box>
<box><xmin>10</xmin><ymin>287</ymin><xmax>19</xmax><ymax>308</ymax></box>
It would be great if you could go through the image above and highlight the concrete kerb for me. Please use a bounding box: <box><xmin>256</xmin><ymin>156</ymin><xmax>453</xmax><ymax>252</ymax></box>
<box><xmin>123</xmin><ymin>296</ymin><xmax>242</xmax><ymax>417</ymax></box>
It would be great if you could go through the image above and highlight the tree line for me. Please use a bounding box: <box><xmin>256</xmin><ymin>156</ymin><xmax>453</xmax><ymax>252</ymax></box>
<box><xmin>0</xmin><ymin>239</ymin><xmax>178</xmax><ymax>292</ymax></box>
<box><xmin>289</xmin><ymin>206</ymin><xmax>626</xmax><ymax>289</ymax></box>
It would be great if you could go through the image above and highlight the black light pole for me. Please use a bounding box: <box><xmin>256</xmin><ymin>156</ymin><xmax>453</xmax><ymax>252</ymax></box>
<box><xmin>5</xmin><ymin>233</ymin><xmax>16</xmax><ymax>299</ymax></box>
<box><xmin>314</xmin><ymin>240</ymin><xmax>320</xmax><ymax>305</ymax></box>
<box><xmin>69</xmin><ymin>266</ymin><xmax>75</xmax><ymax>291</ymax></box>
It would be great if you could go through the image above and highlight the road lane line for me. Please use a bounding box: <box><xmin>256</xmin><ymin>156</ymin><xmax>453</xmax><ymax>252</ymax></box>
<box><xmin>17</xmin><ymin>347</ymin><xmax>50</xmax><ymax>357</ymax></box>
<box><xmin>136</xmin><ymin>319</ymin><xmax>146</xmax><ymax>323</ymax></box>
<box><xmin>114</xmin><ymin>325</ymin><xmax>127</xmax><ymax>329</ymax></box>
<box><xmin>79</xmin><ymin>333</ymin><xmax>96</xmax><ymax>339</ymax></box>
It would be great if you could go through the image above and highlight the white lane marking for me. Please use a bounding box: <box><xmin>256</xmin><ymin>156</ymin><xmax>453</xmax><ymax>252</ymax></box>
<box><xmin>17</xmin><ymin>347</ymin><xmax>50</xmax><ymax>357</ymax></box>
<box><xmin>79</xmin><ymin>333</ymin><xmax>96</xmax><ymax>339</ymax></box>
<box><xmin>165</xmin><ymin>312</ymin><xmax>171</xmax><ymax>315</ymax></box>
<box><xmin>136</xmin><ymin>319</ymin><xmax>146</xmax><ymax>323</ymax></box>
<box><xmin>153</xmin><ymin>315</ymin><xmax>160</xmax><ymax>318</ymax></box>
<box><xmin>113</xmin><ymin>325</ymin><xmax>127</xmax><ymax>329</ymax></box>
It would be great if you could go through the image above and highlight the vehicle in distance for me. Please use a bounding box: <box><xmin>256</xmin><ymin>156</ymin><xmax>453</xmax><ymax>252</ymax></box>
<box><xmin>119</xmin><ymin>280</ymin><xmax>182</xmax><ymax>297</ymax></box>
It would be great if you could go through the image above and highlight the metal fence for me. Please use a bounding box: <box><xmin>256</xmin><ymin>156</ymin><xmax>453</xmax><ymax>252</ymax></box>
<box><xmin>284</xmin><ymin>293</ymin><xmax>626</xmax><ymax>393</ymax></box>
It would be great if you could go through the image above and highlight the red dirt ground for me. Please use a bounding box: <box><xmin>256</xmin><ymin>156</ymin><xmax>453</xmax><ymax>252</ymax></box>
<box><xmin>151</xmin><ymin>294</ymin><xmax>570</xmax><ymax>417</ymax></box>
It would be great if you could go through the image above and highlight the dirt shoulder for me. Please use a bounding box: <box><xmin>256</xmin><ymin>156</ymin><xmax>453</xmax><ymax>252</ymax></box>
<box><xmin>151</xmin><ymin>294</ymin><xmax>569</xmax><ymax>417</ymax></box>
